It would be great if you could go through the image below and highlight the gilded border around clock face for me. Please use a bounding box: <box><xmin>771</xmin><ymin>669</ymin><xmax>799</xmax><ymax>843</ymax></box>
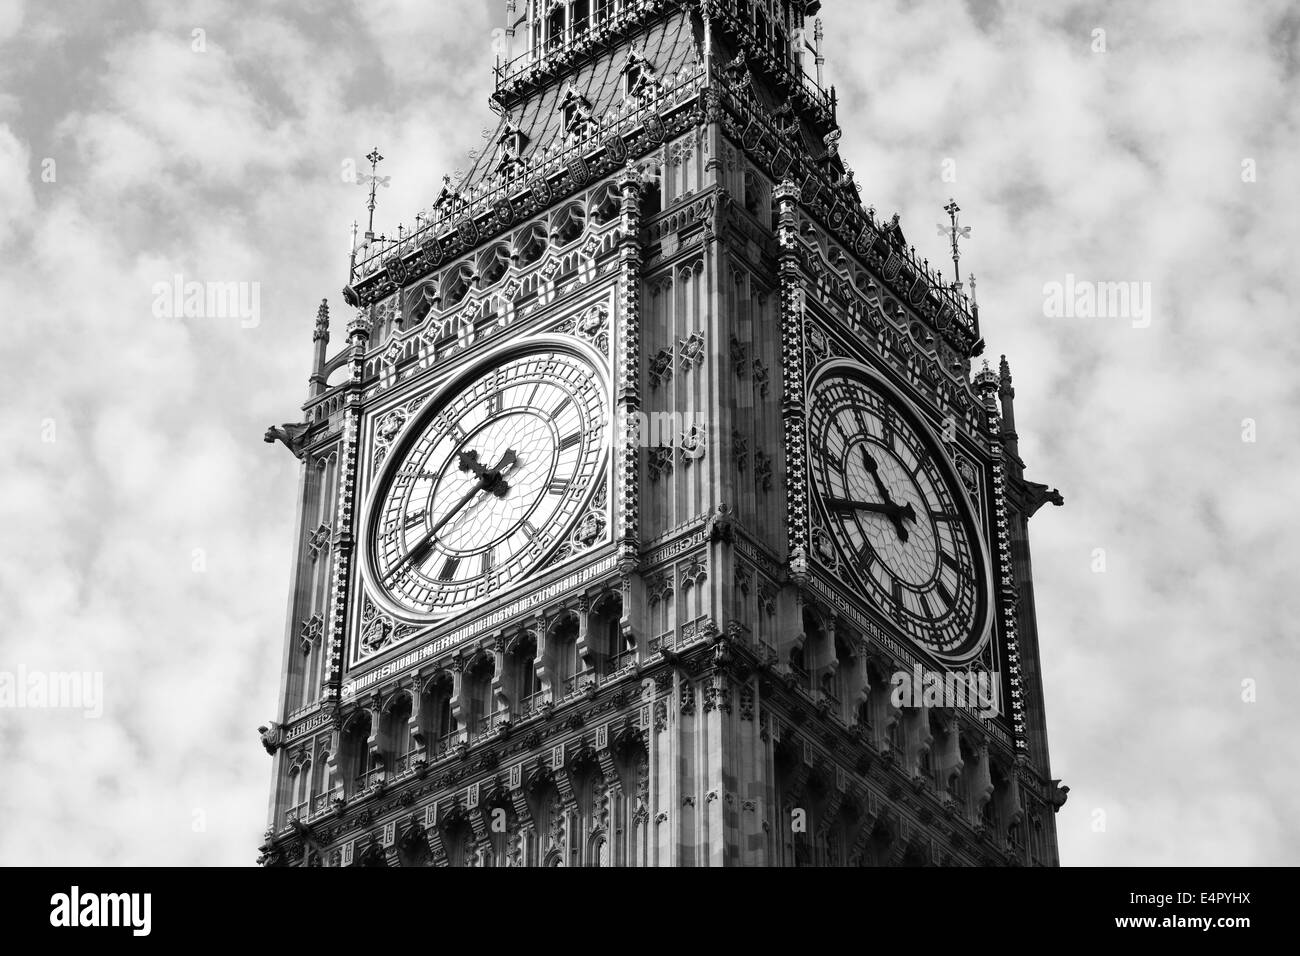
<box><xmin>806</xmin><ymin>356</ymin><xmax>995</xmax><ymax>663</ymax></box>
<box><xmin>356</xmin><ymin>333</ymin><xmax>613</xmax><ymax>629</ymax></box>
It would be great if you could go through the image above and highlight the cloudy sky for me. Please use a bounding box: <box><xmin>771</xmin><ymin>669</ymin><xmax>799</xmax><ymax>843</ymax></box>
<box><xmin>1</xmin><ymin>0</ymin><xmax>1296</xmax><ymax>866</ymax></box>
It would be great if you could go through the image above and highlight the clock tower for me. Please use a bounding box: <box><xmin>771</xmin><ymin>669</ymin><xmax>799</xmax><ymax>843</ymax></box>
<box><xmin>260</xmin><ymin>0</ymin><xmax>1067</xmax><ymax>867</ymax></box>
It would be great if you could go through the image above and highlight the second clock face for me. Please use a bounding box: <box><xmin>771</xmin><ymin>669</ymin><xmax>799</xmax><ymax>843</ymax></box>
<box><xmin>808</xmin><ymin>365</ymin><xmax>989</xmax><ymax>658</ymax></box>
<box><xmin>368</xmin><ymin>349</ymin><xmax>607</xmax><ymax>618</ymax></box>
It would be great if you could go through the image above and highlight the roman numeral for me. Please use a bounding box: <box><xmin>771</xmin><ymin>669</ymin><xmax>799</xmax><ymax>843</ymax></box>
<box><xmin>918</xmin><ymin>594</ymin><xmax>932</xmax><ymax>621</ymax></box>
<box><xmin>548</xmin><ymin>396</ymin><xmax>572</xmax><ymax>421</ymax></box>
<box><xmin>403</xmin><ymin>510</ymin><xmax>426</xmax><ymax>529</ymax></box>
<box><xmin>437</xmin><ymin>557</ymin><xmax>461</xmax><ymax>582</ymax></box>
<box><xmin>481</xmin><ymin>549</ymin><xmax>494</xmax><ymax>575</ymax></box>
<box><xmin>941</xmin><ymin>550</ymin><xmax>962</xmax><ymax>571</ymax></box>
<box><xmin>935</xmin><ymin>576</ymin><xmax>954</xmax><ymax>608</ymax></box>
<box><xmin>930</xmin><ymin>510</ymin><xmax>960</xmax><ymax>522</ymax></box>
<box><xmin>547</xmin><ymin>477</ymin><xmax>569</xmax><ymax>495</ymax></box>
<box><xmin>559</xmin><ymin>431</ymin><xmax>582</xmax><ymax>451</ymax></box>
<box><xmin>487</xmin><ymin>391</ymin><xmax>503</xmax><ymax>415</ymax></box>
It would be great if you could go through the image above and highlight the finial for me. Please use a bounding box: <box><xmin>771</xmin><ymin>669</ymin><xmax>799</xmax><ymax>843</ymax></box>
<box><xmin>940</xmin><ymin>198</ymin><xmax>971</xmax><ymax>286</ymax></box>
<box><xmin>358</xmin><ymin>147</ymin><xmax>389</xmax><ymax>241</ymax></box>
<box><xmin>314</xmin><ymin>299</ymin><xmax>329</xmax><ymax>341</ymax></box>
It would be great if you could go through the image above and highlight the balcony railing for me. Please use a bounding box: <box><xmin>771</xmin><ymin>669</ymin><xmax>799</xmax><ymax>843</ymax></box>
<box><xmin>310</xmin><ymin>793</ymin><xmax>334</xmax><ymax>816</ymax></box>
<box><xmin>515</xmin><ymin>691</ymin><xmax>550</xmax><ymax>720</ymax></box>
<box><xmin>353</xmin><ymin>767</ymin><xmax>385</xmax><ymax>794</ymax></box>
<box><xmin>392</xmin><ymin>749</ymin><xmax>424</xmax><ymax>776</ymax></box>
<box><xmin>471</xmin><ymin>711</ymin><xmax>507</xmax><ymax>739</ymax></box>
<box><xmin>431</xmin><ymin>731</ymin><xmax>461</xmax><ymax>760</ymax></box>
<box><xmin>608</xmin><ymin>647</ymin><xmax>637</xmax><ymax>673</ymax></box>
<box><xmin>281</xmin><ymin>801</ymin><xmax>309</xmax><ymax>830</ymax></box>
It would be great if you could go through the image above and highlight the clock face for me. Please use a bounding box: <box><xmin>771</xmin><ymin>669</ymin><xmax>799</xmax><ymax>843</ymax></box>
<box><xmin>367</xmin><ymin>349</ymin><xmax>607</xmax><ymax>618</ymax></box>
<box><xmin>807</xmin><ymin>364</ymin><xmax>989</xmax><ymax>658</ymax></box>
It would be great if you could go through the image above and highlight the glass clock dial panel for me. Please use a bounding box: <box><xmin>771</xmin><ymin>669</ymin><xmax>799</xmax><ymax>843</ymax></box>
<box><xmin>369</xmin><ymin>350</ymin><xmax>607</xmax><ymax>618</ymax></box>
<box><xmin>808</xmin><ymin>368</ymin><xmax>988</xmax><ymax>657</ymax></box>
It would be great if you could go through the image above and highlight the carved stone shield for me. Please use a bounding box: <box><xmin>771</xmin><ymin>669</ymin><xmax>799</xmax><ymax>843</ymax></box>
<box><xmin>384</xmin><ymin>254</ymin><xmax>408</xmax><ymax>287</ymax></box>
<box><xmin>494</xmin><ymin>197</ymin><xmax>513</xmax><ymax>226</ymax></box>
<box><xmin>644</xmin><ymin>112</ymin><xmax>666</xmax><ymax>144</ymax></box>
<box><xmin>530</xmin><ymin>175</ymin><xmax>552</xmax><ymax>205</ymax></box>
<box><xmin>800</xmin><ymin>172</ymin><xmax>821</xmax><ymax>205</ymax></box>
<box><xmin>421</xmin><ymin>236</ymin><xmax>443</xmax><ymax>268</ymax></box>
<box><xmin>568</xmin><ymin>156</ymin><xmax>590</xmax><ymax>187</ymax></box>
<box><xmin>604</xmin><ymin>133</ymin><xmax>627</xmax><ymax>163</ymax></box>
<box><xmin>455</xmin><ymin>216</ymin><xmax>479</xmax><ymax>246</ymax></box>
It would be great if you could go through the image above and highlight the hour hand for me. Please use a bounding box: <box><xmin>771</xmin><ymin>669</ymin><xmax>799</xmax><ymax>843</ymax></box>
<box><xmin>861</xmin><ymin>448</ymin><xmax>895</xmax><ymax>505</ymax></box>
<box><xmin>827</xmin><ymin>496</ymin><xmax>909</xmax><ymax>518</ymax></box>
<box><xmin>458</xmin><ymin>449</ymin><xmax>488</xmax><ymax>478</ymax></box>
<box><xmin>827</xmin><ymin>496</ymin><xmax>917</xmax><ymax>542</ymax></box>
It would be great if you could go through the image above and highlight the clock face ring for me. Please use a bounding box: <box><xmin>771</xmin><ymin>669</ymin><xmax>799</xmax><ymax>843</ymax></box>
<box><xmin>365</xmin><ymin>344</ymin><xmax>608</xmax><ymax>620</ymax></box>
<box><xmin>807</xmin><ymin>360</ymin><xmax>991</xmax><ymax>659</ymax></box>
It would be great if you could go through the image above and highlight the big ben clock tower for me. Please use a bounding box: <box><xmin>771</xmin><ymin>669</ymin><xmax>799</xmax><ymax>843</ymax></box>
<box><xmin>260</xmin><ymin>0</ymin><xmax>1067</xmax><ymax>867</ymax></box>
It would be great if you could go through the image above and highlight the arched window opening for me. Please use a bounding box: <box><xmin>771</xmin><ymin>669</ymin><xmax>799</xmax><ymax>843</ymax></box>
<box><xmin>466</xmin><ymin>655</ymin><xmax>496</xmax><ymax>739</ymax></box>
<box><xmin>550</xmin><ymin>614</ymin><xmax>581</xmax><ymax>697</ymax></box>
<box><xmin>511</xmin><ymin>635</ymin><xmax>542</xmax><ymax>717</ymax></box>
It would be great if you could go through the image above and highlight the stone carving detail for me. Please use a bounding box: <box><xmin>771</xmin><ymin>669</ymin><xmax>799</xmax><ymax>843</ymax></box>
<box><xmin>306</xmin><ymin>523</ymin><xmax>331</xmax><ymax>560</ymax></box>
<box><xmin>678</xmin><ymin>331</ymin><xmax>705</xmax><ymax>370</ymax></box>
<box><xmin>359</xmin><ymin>596</ymin><xmax>417</xmax><ymax>656</ymax></box>
<box><xmin>956</xmin><ymin>456</ymin><xmax>980</xmax><ymax>500</ymax></box>
<box><xmin>752</xmin><ymin>359</ymin><xmax>770</xmax><ymax>397</ymax></box>
<box><xmin>812</xmin><ymin>528</ymin><xmax>836</xmax><ymax>567</ymax></box>
<box><xmin>373</xmin><ymin>394</ymin><xmax>427</xmax><ymax>469</ymax></box>
<box><xmin>300</xmin><ymin>614</ymin><xmax>324</xmax><ymax>653</ymax></box>
<box><xmin>376</xmin><ymin>408</ymin><xmax>407</xmax><ymax>442</ymax></box>
<box><xmin>644</xmin><ymin>571</ymin><xmax>672</xmax><ymax>604</ymax></box>
<box><xmin>570</xmin><ymin>302</ymin><xmax>610</xmax><ymax>354</ymax></box>
<box><xmin>740</xmin><ymin>683</ymin><xmax>756</xmax><ymax>721</ymax></box>
<box><xmin>264</xmin><ymin>423</ymin><xmax>311</xmax><ymax>459</ymax></box>
<box><xmin>754</xmin><ymin>448</ymin><xmax>773</xmax><ymax>491</ymax></box>
<box><xmin>680</xmin><ymin>680</ymin><xmax>696</xmax><ymax>717</ymax></box>
<box><xmin>648</xmin><ymin>348</ymin><xmax>674</xmax><ymax>389</ymax></box>
<box><xmin>732</xmin><ymin>429</ymin><xmax>748</xmax><ymax>472</ymax></box>
<box><xmin>572</xmin><ymin>511</ymin><xmax>606</xmax><ymax>550</ymax></box>
<box><xmin>648</xmin><ymin>446</ymin><xmax>673</xmax><ymax>482</ymax></box>
<box><xmin>679</xmin><ymin>423</ymin><xmax>706</xmax><ymax>464</ymax></box>
<box><xmin>729</xmin><ymin>335</ymin><xmax>747</xmax><ymax>377</ymax></box>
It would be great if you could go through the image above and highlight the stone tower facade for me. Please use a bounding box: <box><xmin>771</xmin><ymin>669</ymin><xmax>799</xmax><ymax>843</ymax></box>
<box><xmin>260</xmin><ymin>0</ymin><xmax>1067</xmax><ymax>867</ymax></box>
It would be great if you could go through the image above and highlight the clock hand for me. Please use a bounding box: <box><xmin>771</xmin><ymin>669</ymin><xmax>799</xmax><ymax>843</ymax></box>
<box><xmin>861</xmin><ymin>448</ymin><xmax>896</xmax><ymax>506</ymax></box>
<box><xmin>391</xmin><ymin>449</ymin><xmax>523</xmax><ymax>574</ymax></box>
<box><xmin>426</xmin><ymin>472</ymin><xmax>495</xmax><ymax>542</ymax></box>
<box><xmin>826</xmin><ymin>496</ymin><xmax>918</xmax><ymax>522</ymax></box>
<box><xmin>382</xmin><ymin>529</ymin><xmax>441</xmax><ymax>585</ymax></box>
<box><xmin>858</xmin><ymin>449</ymin><xmax>915</xmax><ymax>542</ymax></box>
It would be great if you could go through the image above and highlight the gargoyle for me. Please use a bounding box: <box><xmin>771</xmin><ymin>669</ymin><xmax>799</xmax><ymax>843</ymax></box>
<box><xmin>258</xmin><ymin>722</ymin><xmax>282</xmax><ymax>755</ymax></box>
<box><xmin>1024</xmin><ymin>481</ymin><xmax>1065</xmax><ymax>518</ymax></box>
<box><xmin>264</xmin><ymin>423</ymin><xmax>311</xmax><ymax>459</ymax></box>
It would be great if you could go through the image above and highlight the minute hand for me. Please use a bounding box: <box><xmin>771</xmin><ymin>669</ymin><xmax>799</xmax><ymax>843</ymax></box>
<box><xmin>859</xmin><ymin>449</ymin><xmax>916</xmax><ymax>542</ymax></box>
<box><xmin>426</xmin><ymin>473</ymin><xmax>493</xmax><ymax>542</ymax></box>
<box><xmin>826</xmin><ymin>496</ymin><xmax>917</xmax><ymax>520</ymax></box>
